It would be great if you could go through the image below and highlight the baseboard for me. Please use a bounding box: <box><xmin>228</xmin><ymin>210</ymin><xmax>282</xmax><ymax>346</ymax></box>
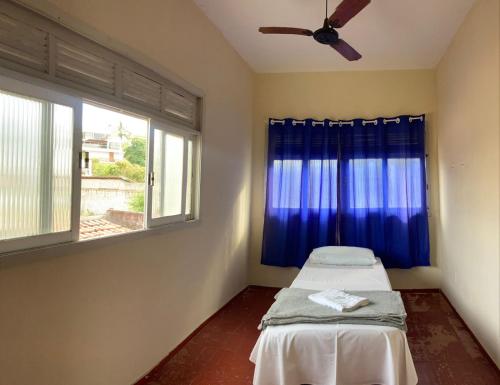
<box><xmin>398</xmin><ymin>288</ymin><xmax>440</xmax><ymax>293</ymax></box>
<box><xmin>134</xmin><ymin>285</ymin><xmax>250</xmax><ymax>385</ymax></box>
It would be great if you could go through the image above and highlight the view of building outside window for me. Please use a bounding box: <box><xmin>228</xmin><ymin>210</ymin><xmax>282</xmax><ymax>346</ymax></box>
<box><xmin>80</xmin><ymin>103</ymin><xmax>148</xmax><ymax>239</ymax></box>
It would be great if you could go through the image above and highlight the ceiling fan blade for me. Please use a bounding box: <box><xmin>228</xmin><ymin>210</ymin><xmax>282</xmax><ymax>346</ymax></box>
<box><xmin>329</xmin><ymin>0</ymin><xmax>371</xmax><ymax>28</ymax></box>
<box><xmin>330</xmin><ymin>39</ymin><xmax>362</xmax><ymax>61</ymax></box>
<box><xmin>259</xmin><ymin>27</ymin><xmax>313</xmax><ymax>36</ymax></box>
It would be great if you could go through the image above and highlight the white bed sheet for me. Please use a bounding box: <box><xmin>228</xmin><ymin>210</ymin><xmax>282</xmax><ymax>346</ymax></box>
<box><xmin>250</xmin><ymin>258</ymin><xmax>417</xmax><ymax>385</ymax></box>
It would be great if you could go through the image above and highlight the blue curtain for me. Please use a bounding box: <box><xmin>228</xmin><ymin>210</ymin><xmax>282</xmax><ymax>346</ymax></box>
<box><xmin>261</xmin><ymin>118</ymin><xmax>339</xmax><ymax>267</ymax></box>
<box><xmin>261</xmin><ymin>116</ymin><xmax>430</xmax><ymax>269</ymax></box>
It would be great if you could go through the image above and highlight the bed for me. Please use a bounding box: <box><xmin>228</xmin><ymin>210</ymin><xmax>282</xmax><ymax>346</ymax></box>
<box><xmin>250</xmin><ymin>258</ymin><xmax>417</xmax><ymax>385</ymax></box>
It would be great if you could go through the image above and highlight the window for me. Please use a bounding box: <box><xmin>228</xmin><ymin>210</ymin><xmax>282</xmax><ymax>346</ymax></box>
<box><xmin>271</xmin><ymin>160</ymin><xmax>302</xmax><ymax>209</ymax></box>
<box><xmin>148</xmin><ymin>122</ymin><xmax>198</xmax><ymax>226</ymax></box>
<box><xmin>387</xmin><ymin>158</ymin><xmax>422</xmax><ymax>209</ymax></box>
<box><xmin>0</xmin><ymin>75</ymin><xmax>200</xmax><ymax>254</ymax></box>
<box><xmin>271</xmin><ymin>157</ymin><xmax>424</xmax><ymax>211</ymax></box>
<box><xmin>0</xmin><ymin>0</ymin><xmax>202</xmax><ymax>254</ymax></box>
<box><xmin>0</xmin><ymin>82</ymin><xmax>80</xmax><ymax>253</ymax></box>
<box><xmin>0</xmin><ymin>91</ymin><xmax>73</xmax><ymax>239</ymax></box>
<box><xmin>271</xmin><ymin>159</ymin><xmax>338</xmax><ymax>210</ymax></box>
<box><xmin>185</xmin><ymin>138</ymin><xmax>195</xmax><ymax>218</ymax></box>
<box><xmin>348</xmin><ymin>159</ymin><xmax>383</xmax><ymax>209</ymax></box>
<box><xmin>345</xmin><ymin>158</ymin><xmax>423</xmax><ymax>210</ymax></box>
<box><xmin>80</xmin><ymin>103</ymin><xmax>148</xmax><ymax>240</ymax></box>
<box><xmin>308</xmin><ymin>159</ymin><xmax>337</xmax><ymax>210</ymax></box>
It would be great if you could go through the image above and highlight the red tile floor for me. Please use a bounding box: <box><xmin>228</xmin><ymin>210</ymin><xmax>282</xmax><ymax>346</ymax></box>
<box><xmin>138</xmin><ymin>286</ymin><xmax>500</xmax><ymax>385</ymax></box>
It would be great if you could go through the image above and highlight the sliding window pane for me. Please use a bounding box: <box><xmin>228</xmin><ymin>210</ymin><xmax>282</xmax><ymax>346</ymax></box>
<box><xmin>185</xmin><ymin>139</ymin><xmax>193</xmax><ymax>216</ymax></box>
<box><xmin>80</xmin><ymin>103</ymin><xmax>147</xmax><ymax>240</ymax></box>
<box><xmin>152</xmin><ymin>131</ymin><xmax>184</xmax><ymax>218</ymax></box>
<box><xmin>52</xmin><ymin>104</ymin><xmax>74</xmax><ymax>232</ymax></box>
<box><xmin>0</xmin><ymin>90</ymin><xmax>73</xmax><ymax>240</ymax></box>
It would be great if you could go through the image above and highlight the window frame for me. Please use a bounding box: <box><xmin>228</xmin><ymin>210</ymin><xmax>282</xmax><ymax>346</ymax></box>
<box><xmin>184</xmin><ymin>133</ymin><xmax>200</xmax><ymax>221</ymax></box>
<box><xmin>147</xmin><ymin>119</ymin><xmax>200</xmax><ymax>228</ymax></box>
<box><xmin>0</xmin><ymin>69</ymin><xmax>202</xmax><ymax>257</ymax></box>
<box><xmin>0</xmin><ymin>0</ymin><xmax>205</xmax><ymax>256</ymax></box>
<box><xmin>0</xmin><ymin>73</ymin><xmax>82</xmax><ymax>253</ymax></box>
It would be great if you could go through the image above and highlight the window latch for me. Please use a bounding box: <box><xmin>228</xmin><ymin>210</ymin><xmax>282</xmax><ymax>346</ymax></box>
<box><xmin>79</xmin><ymin>151</ymin><xmax>90</xmax><ymax>169</ymax></box>
<box><xmin>148</xmin><ymin>172</ymin><xmax>155</xmax><ymax>186</ymax></box>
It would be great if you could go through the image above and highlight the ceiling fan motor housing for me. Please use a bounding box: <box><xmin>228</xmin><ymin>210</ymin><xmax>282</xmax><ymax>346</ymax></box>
<box><xmin>313</xmin><ymin>27</ymin><xmax>339</xmax><ymax>44</ymax></box>
<box><xmin>313</xmin><ymin>18</ymin><xmax>339</xmax><ymax>44</ymax></box>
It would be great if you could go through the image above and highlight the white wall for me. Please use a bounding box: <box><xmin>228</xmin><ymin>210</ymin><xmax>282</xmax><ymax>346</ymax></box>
<box><xmin>436</xmin><ymin>0</ymin><xmax>500</xmax><ymax>366</ymax></box>
<box><xmin>0</xmin><ymin>1</ymin><xmax>253</xmax><ymax>384</ymax></box>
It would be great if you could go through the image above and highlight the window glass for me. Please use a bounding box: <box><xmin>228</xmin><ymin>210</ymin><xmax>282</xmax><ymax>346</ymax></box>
<box><xmin>271</xmin><ymin>160</ymin><xmax>302</xmax><ymax>209</ymax></box>
<box><xmin>348</xmin><ymin>159</ymin><xmax>383</xmax><ymax>209</ymax></box>
<box><xmin>52</xmin><ymin>104</ymin><xmax>74</xmax><ymax>232</ymax></box>
<box><xmin>271</xmin><ymin>159</ymin><xmax>338</xmax><ymax>210</ymax></box>
<box><xmin>80</xmin><ymin>103</ymin><xmax>148</xmax><ymax>239</ymax></box>
<box><xmin>388</xmin><ymin>158</ymin><xmax>422</xmax><ymax>209</ymax></box>
<box><xmin>152</xmin><ymin>131</ymin><xmax>184</xmax><ymax>218</ymax></box>
<box><xmin>185</xmin><ymin>139</ymin><xmax>193</xmax><ymax>217</ymax></box>
<box><xmin>308</xmin><ymin>159</ymin><xmax>337</xmax><ymax>210</ymax></box>
<box><xmin>0</xmin><ymin>89</ymin><xmax>73</xmax><ymax>240</ymax></box>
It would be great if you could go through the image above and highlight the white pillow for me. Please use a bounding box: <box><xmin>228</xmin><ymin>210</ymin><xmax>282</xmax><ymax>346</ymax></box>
<box><xmin>309</xmin><ymin>246</ymin><xmax>376</xmax><ymax>266</ymax></box>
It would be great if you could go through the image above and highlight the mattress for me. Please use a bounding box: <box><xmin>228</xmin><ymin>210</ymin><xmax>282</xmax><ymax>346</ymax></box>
<box><xmin>291</xmin><ymin>257</ymin><xmax>392</xmax><ymax>291</ymax></box>
<box><xmin>250</xmin><ymin>258</ymin><xmax>417</xmax><ymax>385</ymax></box>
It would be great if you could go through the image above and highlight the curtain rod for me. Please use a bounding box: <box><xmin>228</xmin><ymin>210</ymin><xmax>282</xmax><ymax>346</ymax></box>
<box><xmin>269</xmin><ymin>115</ymin><xmax>424</xmax><ymax>126</ymax></box>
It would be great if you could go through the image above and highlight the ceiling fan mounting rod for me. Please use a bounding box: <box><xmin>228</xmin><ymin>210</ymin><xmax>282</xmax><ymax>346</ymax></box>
<box><xmin>314</xmin><ymin>0</ymin><xmax>339</xmax><ymax>45</ymax></box>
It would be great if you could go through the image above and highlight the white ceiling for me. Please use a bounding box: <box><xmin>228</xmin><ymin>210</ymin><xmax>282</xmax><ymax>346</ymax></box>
<box><xmin>193</xmin><ymin>0</ymin><xmax>477</xmax><ymax>73</ymax></box>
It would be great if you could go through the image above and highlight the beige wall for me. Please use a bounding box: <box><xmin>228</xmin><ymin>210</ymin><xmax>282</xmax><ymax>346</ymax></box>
<box><xmin>0</xmin><ymin>1</ymin><xmax>253</xmax><ymax>385</ymax></box>
<box><xmin>250</xmin><ymin>70</ymin><xmax>442</xmax><ymax>289</ymax></box>
<box><xmin>436</xmin><ymin>0</ymin><xmax>500</xmax><ymax>366</ymax></box>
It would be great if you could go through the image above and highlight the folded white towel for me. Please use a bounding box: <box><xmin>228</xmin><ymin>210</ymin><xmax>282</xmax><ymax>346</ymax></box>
<box><xmin>308</xmin><ymin>288</ymin><xmax>369</xmax><ymax>312</ymax></box>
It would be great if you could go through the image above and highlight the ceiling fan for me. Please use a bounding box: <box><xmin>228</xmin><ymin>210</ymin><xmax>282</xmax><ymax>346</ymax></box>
<box><xmin>259</xmin><ymin>0</ymin><xmax>371</xmax><ymax>61</ymax></box>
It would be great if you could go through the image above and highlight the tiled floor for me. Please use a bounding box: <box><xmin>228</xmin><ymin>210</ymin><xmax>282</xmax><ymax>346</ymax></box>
<box><xmin>139</xmin><ymin>287</ymin><xmax>500</xmax><ymax>385</ymax></box>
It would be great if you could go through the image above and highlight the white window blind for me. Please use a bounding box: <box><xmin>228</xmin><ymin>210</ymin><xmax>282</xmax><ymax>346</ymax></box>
<box><xmin>0</xmin><ymin>0</ymin><xmax>200</xmax><ymax>129</ymax></box>
<box><xmin>164</xmin><ymin>88</ymin><xmax>197</xmax><ymax>123</ymax></box>
<box><xmin>0</xmin><ymin>11</ymin><xmax>48</xmax><ymax>73</ymax></box>
<box><xmin>123</xmin><ymin>69</ymin><xmax>161</xmax><ymax>109</ymax></box>
<box><xmin>55</xmin><ymin>39</ymin><xmax>115</xmax><ymax>95</ymax></box>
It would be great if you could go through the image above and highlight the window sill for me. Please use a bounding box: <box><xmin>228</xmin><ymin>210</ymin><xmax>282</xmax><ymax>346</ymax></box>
<box><xmin>0</xmin><ymin>219</ymin><xmax>200</xmax><ymax>267</ymax></box>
